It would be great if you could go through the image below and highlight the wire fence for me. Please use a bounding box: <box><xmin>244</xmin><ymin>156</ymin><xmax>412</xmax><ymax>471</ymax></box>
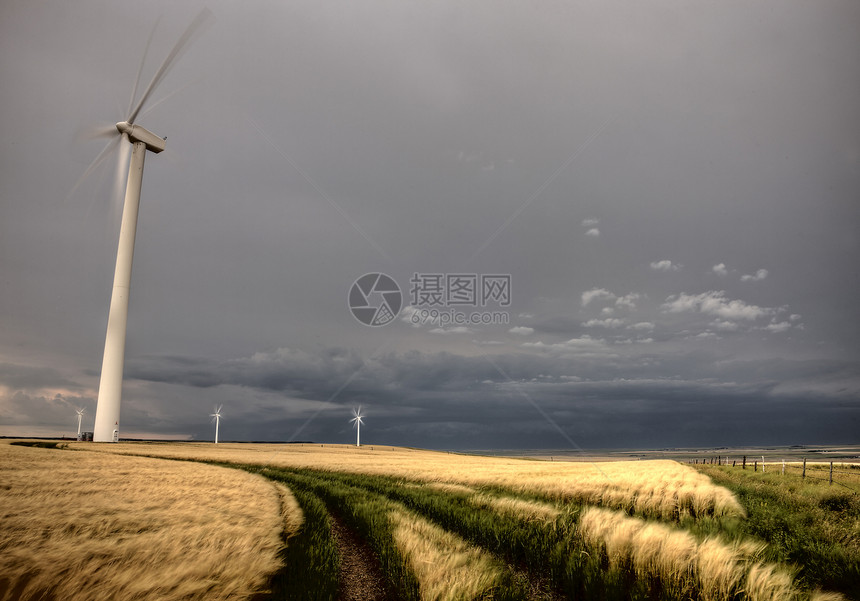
<box><xmin>689</xmin><ymin>455</ymin><xmax>860</xmax><ymax>494</ymax></box>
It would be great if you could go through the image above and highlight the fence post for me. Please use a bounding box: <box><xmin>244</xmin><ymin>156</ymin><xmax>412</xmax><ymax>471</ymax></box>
<box><xmin>754</xmin><ymin>461</ymin><xmax>758</xmax><ymax>472</ymax></box>
<box><xmin>782</xmin><ymin>460</ymin><xmax>785</xmax><ymax>475</ymax></box>
<box><xmin>830</xmin><ymin>462</ymin><xmax>833</xmax><ymax>485</ymax></box>
<box><xmin>761</xmin><ymin>455</ymin><xmax>765</xmax><ymax>473</ymax></box>
<box><xmin>743</xmin><ymin>455</ymin><xmax>746</xmax><ymax>470</ymax></box>
<box><xmin>802</xmin><ymin>458</ymin><xmax>806</xmax><ymax>479</ymax></box>
<box><xmin>732</xmin><ymin>460</ymin><xmax>736</xmax><ymax>467</ymax></box>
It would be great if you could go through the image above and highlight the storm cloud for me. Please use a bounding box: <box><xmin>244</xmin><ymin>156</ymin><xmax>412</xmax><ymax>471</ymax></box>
<box><xmin>1</xmin><ymin>0</ymin><xmax>858</xmax><ymax>447</ymax></box>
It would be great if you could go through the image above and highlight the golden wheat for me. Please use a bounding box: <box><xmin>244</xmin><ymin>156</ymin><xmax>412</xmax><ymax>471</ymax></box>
<box><xmin>809</xmin><ymin>592</ymin><xmax>847</xmax><ymax>601</ymax></box>
<box><xmin>69</xmin><ymin>442</ymin><xmax>743</xmax><ymax>519</ymax></box>
<box><xmin>743</xmin><ymin>564</ymin><xmax>795</xmax><ymax>601</ymax></box>
<box><xmin>578</xmin><ymin>506</ymin><xmax>813</xmax><ymax>601</ymax></box>
<box><xmin>0</xmin><ymin>442</ymin><xmax>297</xmax><ymax>601</ymax></box>
<box><xmin>390</xmin><ymin>508</ymin><xmax>507</xmax><ymax>601</ymax></box>
<box><xmin>469</xmin><ymin>493</ymin><xmax>560</xmax><ymax>522</ymax></box>
<box><xmin>424</xmin><ymin>482</ymin><xmax>476</xmax><ymax>495</ymax></box>
<box><xmin>272</xmin><ymin>481</ymin><xmax>304</xmax><ymax>538</ymax></box>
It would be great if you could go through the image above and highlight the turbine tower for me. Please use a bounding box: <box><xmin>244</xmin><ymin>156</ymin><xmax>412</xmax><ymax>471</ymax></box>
<box><xmin>89</xmin><ymin>10</ymin><xmax>212</xmax><ymax>442</ymax></box>
<box><xmin>350</xmin><ymin>406</ymin><xmax>364</xmax><ymax>447</ymax></box>
<box><xmin>75</xmin><ymin>408</ymin><xmax>85</xmax><ymax>440</ymax></box>
<box><xmin>92</xmin><ymin>123</ymin><xmax>164</xmax><ymax>443</ymax></box>
<box><xmin>211</xmin><ymin>405</ymin><xmax>222</xmax><ymax>444</ymax></box>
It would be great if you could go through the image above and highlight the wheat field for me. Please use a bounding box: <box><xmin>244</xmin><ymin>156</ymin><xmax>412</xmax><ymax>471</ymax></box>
<box><xmin>2</xmin><ymin>440</ymin><xmax>851</xmax><ymax>600</ymax></box>
<box><xmin>67</xmin><ymin>441</ymin><xmax>743</xmax><ymax>518</ymax></box>
<box><xmin>0</xmin><ymin>441</ymin><xmax>296</xmax><ymax>601</ymax></box>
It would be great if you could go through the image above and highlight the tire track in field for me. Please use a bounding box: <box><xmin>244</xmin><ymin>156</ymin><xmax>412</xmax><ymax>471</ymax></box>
<box><xmin>329</xmin><ymin>514</ymin><xmax>393</xmax><ymax>601</ymax></box>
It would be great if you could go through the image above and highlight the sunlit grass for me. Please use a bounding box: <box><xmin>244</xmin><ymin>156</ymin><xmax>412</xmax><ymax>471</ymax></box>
<box><xmin>391</xmin><ymin>507</ymin><xmax>511</xmax><ymax>601</ymax></box>
<box><xmin>468</xmin><ymin>493</ymin><xmax>560</xmax><ymax>523</ymax></box>
<box><xmin>578</xmin><ymin>506</ymin><xmax>808</xmax><ymax>601</ymax></box>
<box><xmin>696</xmin><ymin>464</ymin><xmax>860</xmax><ymax>599</ymax></box>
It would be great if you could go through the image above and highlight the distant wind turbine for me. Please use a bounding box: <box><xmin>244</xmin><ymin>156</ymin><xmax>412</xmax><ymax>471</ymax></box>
<box><xmin>350</xmin><ymin>406</ymin><xmax>364</xmax><ymax>447</ymax></box>
<box><xmin>86</xmin><ymin>10</ymin><xmax>213</xmax><ymax>443</ymax></box>
<box><xmin>75</xmin><ymin>408</ymin><xmax>85</xmax><ymax>440</ymax></box>
<box><xmin>211</xmin><ymin>405</ymin><xmax>222</xmax><ymax>444</ymax></box>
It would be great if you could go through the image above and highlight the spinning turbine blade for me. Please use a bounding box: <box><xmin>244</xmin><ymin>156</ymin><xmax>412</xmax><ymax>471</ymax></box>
<box><xmin>79</xmin><ymin>124</ymin><xmax>120</xmax><ymax>141</ymax></box>
<box><xmin>128</xmin><ymin>16</ymin><xmax>161</xmax><ymax>119</ymax></box>
<box><xmin>138</xmin><ymin>77</ymin><xmax>203</xmax><ymax>122</ymax></box>
<box><xmin>66</xmin><ymin>136</ymin><xmax>120</xmax><ymax>203</ymax></box>
<box><xmin>127</xmin><ymin>8</ymin><xmax>214</xmax><ymax>124</ymax></box>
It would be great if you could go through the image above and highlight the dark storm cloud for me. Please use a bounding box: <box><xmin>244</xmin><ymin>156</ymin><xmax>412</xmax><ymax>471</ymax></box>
<box><xmin>115</xmin><ymin>344</ymin><xmax>859</xmax><ymax>447</ymax></box>
<box><xmin>1</xmin><ymin>0</ymin><xmax>858</xmax><ymax>445</ymax></box>
<box><xmin>0</xmin><ymin>363</ymin><xmax>83</xmax><ymax>392</ymax></box>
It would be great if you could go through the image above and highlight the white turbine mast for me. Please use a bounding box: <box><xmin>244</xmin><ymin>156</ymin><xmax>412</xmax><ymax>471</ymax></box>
<box><xmin>88</xmin><ymin>10</ymin><xmax>212</xmax><ymax>443</ymax></box>
<box><xmin>350</xmin><ymin>406</ymin><xmax>364</xmax><ymax>447</ymax></box>
<box><xmin>75</xmin><ymin>408</ymin><xmax>85</xmax><ymax>440</ymax></box>
<box><xmin>210</xmin><ymin>405</ymin><xmax>223</xmax><ymax>444</ymax></box>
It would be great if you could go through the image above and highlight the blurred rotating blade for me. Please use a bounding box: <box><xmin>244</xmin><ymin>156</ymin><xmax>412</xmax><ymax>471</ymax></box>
<box><xmin>65</xmin><ymin>135</ymin><xmax>120</xmax><ymax>203</ymax></box>
<box><xmin>127</xmin><ymin>8</ymin><xmax>214</xmax><ymax>124</ymax></box>
<box><xmin>78</xmin><ymin>123</ymin><xmax>119</xmax><ymax>141</ymax></box>
<box><xmin>127</xmin><ymin>16</ymin><xmax>162</xmax><ymax>119</ymax></box>
<box><xmin>138</xmin><ymin>77</ymin><xmax>202</xmax><ymax>122</ymax></box>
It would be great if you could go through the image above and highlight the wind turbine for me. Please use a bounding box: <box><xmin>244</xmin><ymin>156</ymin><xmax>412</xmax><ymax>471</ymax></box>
<box><xmin>88</xmin><ymin>10</ymin><xmax>213</xmax><ymax>443</ymax></box>
<box><xmin>75</xmin><ymin>408</ymin><xmax>85</xmax><ymax>440</ymax></box>
<box><xmin>350</xmin><ymin>406</ymin><xmax>364</xmax><ymax>447</ymax></box>
<box><xmin>211</xmin><ymin>405</ymin><xmax>223</xmax><ymax>444</ymax></box>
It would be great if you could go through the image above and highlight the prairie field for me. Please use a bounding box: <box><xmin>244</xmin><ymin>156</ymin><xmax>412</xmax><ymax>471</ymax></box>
<box><xmin>65</xmin><ymin>441</ymin><xmax>744</xmax><ymax>518</ymax></box>
<box><xmin>0</xmin><ymin>441</ymin><xmax>293</xmax><ymax>601</ymax></box>
<box><xmin>695</xmin><ymin>463</ymin><xmax>860</xmax><ymax>599</ymax></box>
<box><xmin>1</xmin><ymin>440</ymin><xmax>856</xmax><ymax>601</ymax></box>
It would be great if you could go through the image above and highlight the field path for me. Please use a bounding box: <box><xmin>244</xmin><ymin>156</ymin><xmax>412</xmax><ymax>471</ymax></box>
<box><xmin>330</xmin><ymin>514</ymin><xmax>391</xmax><ymax>601</ymax></box>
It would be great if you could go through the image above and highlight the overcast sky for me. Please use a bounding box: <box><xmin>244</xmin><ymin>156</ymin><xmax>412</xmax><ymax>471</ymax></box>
<box><xmin>1</xmin><ymin>0</ymin><xmax>858</xmax><ymax>448</ymax></box>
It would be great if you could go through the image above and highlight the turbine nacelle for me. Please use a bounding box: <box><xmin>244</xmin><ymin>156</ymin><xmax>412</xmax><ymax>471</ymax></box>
<box><xmin>115</xmin><ymin>121</ymin><xmax>166</xmax><ymax>154</ymax></box>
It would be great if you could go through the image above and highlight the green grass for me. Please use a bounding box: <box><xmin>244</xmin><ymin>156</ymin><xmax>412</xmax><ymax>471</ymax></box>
<box><xmin>259</xmin><ymin>467</ymin><xmax>538</xmax><ymax>601</ymax></box>
<box><xmin>696</xmin><ymin>464</ymin><xmax>860</xmax><ymax>599</ymax></box>
<box><xmin>9</xmin><ymin>441</ymin><xmax>62</xmax><ymax>449</ymax></box>
<box><xmin>254</xmin><ymin>467</ymin><xmax>676</xmax><ymax>600</ymax></box>
<box><xmin>262</xmin><ymin>468</ymin><xmax>422</xmax><ymax>600</ymax></box>
<box><xmin>257</xmin><ymin>465</ymin><xmax>858</xmax><ymax>600</ymax></box>
<box><xmin>266</xmin><ymin>485</ymin><xmax>339</xmax><ymax>601</ymax></box>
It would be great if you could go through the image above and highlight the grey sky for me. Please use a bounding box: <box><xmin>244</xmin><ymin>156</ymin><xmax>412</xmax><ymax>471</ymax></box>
<box><xmin>1</xmin><ymin>0</ymin><xmax>858</xmax><ymax>447</ymax></box>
